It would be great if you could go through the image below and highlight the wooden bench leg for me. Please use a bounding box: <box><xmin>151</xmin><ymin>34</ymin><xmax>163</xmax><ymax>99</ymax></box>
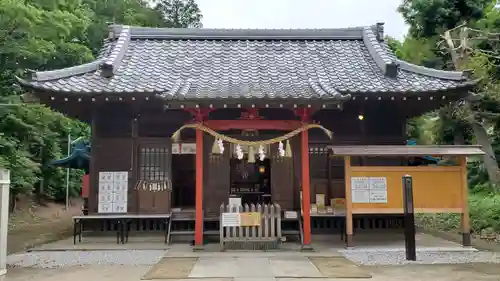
<box><xmin>124</xmin><ymin>219</ymin><xmax>130</xmax><ymax>244</ymax></box>
<box><xmin>115</xmin><ymin>220</ymin><xmax>121</xmax><ymax>244</ymax></box>
<box><xmin>164</xmin><ymin>219</ymin><xmax>171</xmax><ymax>245</ymax></box>
<box><xmin>73</xmin><ymin>219</ymin><xmax>78</xmax><ymax>244</ymax></box>
<box><xmin>120</xmin><ymin>220</ymin><xmax>126</xmax><ymax>244</ymax></box>
<box><xmin>79</xmin><ymin>220</ymin><xmax>83</xmax><ymax>243</ymax></box>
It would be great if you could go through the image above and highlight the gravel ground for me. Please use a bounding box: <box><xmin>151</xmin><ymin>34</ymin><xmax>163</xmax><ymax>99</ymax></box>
<box><xmin>341</xmin><ymin>249</ymin><xmax>500</xmax><ymax>265</ymax></box>
<box><xmin>7</xmin><ymin>250</ymin><xmax>166</xmax><ymax>268</ymax></box>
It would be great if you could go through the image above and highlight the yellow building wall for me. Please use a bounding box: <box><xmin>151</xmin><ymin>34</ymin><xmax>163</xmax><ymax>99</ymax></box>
<box><xmin>350</xmin><ymin>166</ymin><xmax>463</xmax><ymax>214</ymax></box>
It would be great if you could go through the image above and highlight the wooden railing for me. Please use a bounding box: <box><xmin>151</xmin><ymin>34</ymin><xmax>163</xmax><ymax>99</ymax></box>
<box><xmin>219</xmin><ymin>203</ymin><xmax>282</xmax><ymax>250</ymax></box>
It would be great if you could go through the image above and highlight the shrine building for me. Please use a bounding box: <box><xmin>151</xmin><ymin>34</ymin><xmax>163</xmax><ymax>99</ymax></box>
<box><xmin>18</xmin><ymin>23</ymin><xmax>484</xmax><ymax>249</ymax></box>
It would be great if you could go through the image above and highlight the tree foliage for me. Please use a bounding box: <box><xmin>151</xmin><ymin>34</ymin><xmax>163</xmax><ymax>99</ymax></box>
<box><xmin>0</xmin><ymin>0</ymin><xmax>202</xmax><ymax>205</ymax></box>
<box><xmin>395</xmin><ymin>0</ymin><xmax>500</xmax><ymax>235</ymax></box>
<box><xmin>155</xmin><ymin>0</ymin><xmax>203</xmax><ymax>28</ymax></box>
<box><xmin>398</xmin><ymin>0</ymin><xmax>491</xmax><ymax>38</ymax></box>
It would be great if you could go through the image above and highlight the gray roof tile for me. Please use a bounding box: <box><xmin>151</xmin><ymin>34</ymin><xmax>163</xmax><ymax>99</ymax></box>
<box><xmin>18</xmin><ymin>24</ymin><xmax>475</xmax><ymax>100</ymax></box>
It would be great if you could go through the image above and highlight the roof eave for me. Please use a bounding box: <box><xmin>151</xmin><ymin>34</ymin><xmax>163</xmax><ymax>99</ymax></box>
<box><xmin>396</xmin><ymin>59</ymin><xmax>470</xmax><ymax>81</ymax></box>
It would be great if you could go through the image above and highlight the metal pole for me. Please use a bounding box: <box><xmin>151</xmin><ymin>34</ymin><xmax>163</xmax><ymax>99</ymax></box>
<box><xmin>402</xmin><ymin>174</ymin><xmax>416</xmax><ymax>261</ymax></box>
<box><xmin>65</xmin><ymin>134</ymin><xmax>71</xmax><ymax>211</ymax></box>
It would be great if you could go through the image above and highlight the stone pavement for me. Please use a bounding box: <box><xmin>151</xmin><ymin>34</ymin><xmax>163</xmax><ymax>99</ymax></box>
<box><xmin>3</xmin><ymin>262</ymin><xmax>500</xmax><ymax>281</ymax></box>
<box><xmin>4</xmin><ymin>232</ymin><xmax>500</xmax><ymax>281</ymax></box>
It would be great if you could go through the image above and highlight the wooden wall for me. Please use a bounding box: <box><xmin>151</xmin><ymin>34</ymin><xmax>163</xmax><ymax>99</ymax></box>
<box><xmin>88</xmin><ymin>104</ymin><xmax>408</xmax><ymax>213</ymax></box>
<box><xmin>350</xmin><ymin>166</ymin><xmax>463</xmax><ymax>213</ymax></box>
<box><xmin>89</xmin><ymin>105</ymin><xmax>190</xmax><ymax>214</ymax></box>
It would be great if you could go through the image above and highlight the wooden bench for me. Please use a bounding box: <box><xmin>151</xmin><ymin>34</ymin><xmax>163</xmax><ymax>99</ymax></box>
<box><xmin>72</xmin><ymin>213</ymin><xmax>172</xmax><ymax>244</ymax></box>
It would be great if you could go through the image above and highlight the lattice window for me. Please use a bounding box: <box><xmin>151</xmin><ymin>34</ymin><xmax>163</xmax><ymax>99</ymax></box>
<box><xmin>139</xmin><ymin>147</ymin><xmax>169</xmax><ymax>181</ymax></box>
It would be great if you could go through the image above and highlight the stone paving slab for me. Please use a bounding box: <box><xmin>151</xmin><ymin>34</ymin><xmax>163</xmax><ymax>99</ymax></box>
<box><xmin>189</xmin><ymin>257</ymin><xmax>274</xmax><ymax>278</ymax></box>
<box><xmin>269</xmin><ymin>257</ymin><xmax>322</xmax><ymax>277</ymax></box>
<box><xmin>188</xmin><ymin>256</ymin><xmax>328</xmax><ymax>278</ymax></box>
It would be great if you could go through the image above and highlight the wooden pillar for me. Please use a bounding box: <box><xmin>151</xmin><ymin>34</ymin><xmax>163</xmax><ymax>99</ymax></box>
<box><xmin>189</xmin><ymin>108</ymin><xmax>211</xmax><ymax>250</ymax></box>
<box><xmin>194</xmin><ymin>128</ymin><xmax>204</xmax><ymax>248</ymax></box>
<box><xmin>327</xmin><ymin>150</ymin><xmax>332</xmax><ymax>203</ymax></box>
<box><xmin>89</xmin><ymin>116</ymin><xmax>97</xmax><ymax>214</ymax></box>
<box><xmin>131</xmin><ymin>117</ymin><xmax>138</xmax><ymax>213</ymax></box>
<box><xmin>344</xmin><ymin>156</ymin><xmax>353</xmax><ymax>247</ymax></box>
<box><xmin>459</xmin><ymin>156</ymin><xmax>471</xmax><ymax>246</ymax></box>
<box><xmin>301</xmin><ymin>128</ymin><xmax>312</xmax><ymax>248</ymax></box>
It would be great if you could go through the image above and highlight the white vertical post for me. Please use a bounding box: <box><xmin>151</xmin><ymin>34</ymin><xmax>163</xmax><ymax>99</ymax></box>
<box><xmin>65</xmin><ymin>134</ymin><xmax>71</xmax><ymax>211</ymax></box>
<box><xmin>0</xmin><ymin>168</ymin><xmax>10</xmax><ymax>276</ymax></box>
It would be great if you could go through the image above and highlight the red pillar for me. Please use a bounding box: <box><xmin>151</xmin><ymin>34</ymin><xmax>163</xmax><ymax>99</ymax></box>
<box><xmin>187</xmin><ymin>108</ymin><xmax>211</xmax><ymax>249</ymax></box>
<box><xmin>295</xmin><ymin>108</ymin><xmax>313</xmax><ymax>249</ymax></box>
<box><xmin>195</xmin><ymin>128</ymin><xmax>204</xmax><ymax>247</ymax></box>
<box><xmin>301</xmin><ymin>127</ymin><xmax>312</xmax><ymax>247</ymax></box>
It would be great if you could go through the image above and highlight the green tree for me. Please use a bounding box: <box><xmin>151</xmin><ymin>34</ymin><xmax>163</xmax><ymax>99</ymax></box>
<box><xmin>155</xmin><ymin>0</ymin><xmax>203</xmax><ymax>28</ymax></box>
<box><xmin>397</xmin><ymin>0</ymin><xmax>500</xmax><ymax>186</ymax></box>
<box><xmin>398</xmin><ymin>0</ymin><xmax>491</xmax><ymax>38</ymax></box>
<box><xmin>0</xmin><ymin>0</ymin><xmax>196</xmax><ymax>208</ymax></box>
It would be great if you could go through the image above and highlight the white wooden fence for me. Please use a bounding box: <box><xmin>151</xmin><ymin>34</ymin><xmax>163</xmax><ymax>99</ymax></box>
<box><xmin>219</xmin><ymin>203</ymin><xmax>282</xmax><ymax>250</ymax></box>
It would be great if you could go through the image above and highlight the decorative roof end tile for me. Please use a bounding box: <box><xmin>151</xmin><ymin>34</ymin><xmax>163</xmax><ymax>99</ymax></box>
<box><xmin>376</xmin><ymin>22</ymin><xmax>385</xmax><ymax>41</ymax></box>
<box><xmin>385</xmin><ymin>62</ymin><xmax>399</xmax><ymax>78</ymax></box>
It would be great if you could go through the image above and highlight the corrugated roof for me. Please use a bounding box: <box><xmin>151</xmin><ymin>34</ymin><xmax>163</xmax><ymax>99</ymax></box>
<box><xmin>328</xmin><ymin>145</ymin><xmax>485</xmax><ymax>156</ymax></box>
<box><xmin>17</xmin><ymin>24</ymin><xmax>475</xmax><ymax>100</ymax></box>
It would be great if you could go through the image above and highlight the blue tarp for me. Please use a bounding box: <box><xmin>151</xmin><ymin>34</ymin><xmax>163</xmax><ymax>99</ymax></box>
<box><xmin>407</xmin><ymin>139</ymin><xmax>439</xmax><ymax>163</ymax></box>
<box><xmin>49</xmin><ymin>137</ymin><xmax>90</xmax><ymax>173</ymax></box>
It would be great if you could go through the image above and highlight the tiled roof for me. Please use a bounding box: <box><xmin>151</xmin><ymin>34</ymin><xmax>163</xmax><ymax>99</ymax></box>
<box><xmin>18</xmin><ymin>24</ymin><xmax>475</xmax><ymax>100</ymax></box>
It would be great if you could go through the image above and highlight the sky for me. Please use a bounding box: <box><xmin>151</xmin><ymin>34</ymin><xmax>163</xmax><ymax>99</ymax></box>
<box><xmin>196</xmin><ymin>0</ymin><xmax>409</xmax><ymax>40</ymax></box>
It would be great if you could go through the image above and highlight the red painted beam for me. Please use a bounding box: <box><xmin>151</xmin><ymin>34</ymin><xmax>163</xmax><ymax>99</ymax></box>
<box><xmin>203</xmin><ymin>120</ymin><xmax>302</xmax><ymax>131</ymax></box>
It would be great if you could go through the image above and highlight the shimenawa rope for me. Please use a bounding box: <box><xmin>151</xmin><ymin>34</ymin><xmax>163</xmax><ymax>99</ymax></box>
<box><xmin>171</xmin><ymin>123</ymin><xmax>333</xmax><ymax>145</ymax></box>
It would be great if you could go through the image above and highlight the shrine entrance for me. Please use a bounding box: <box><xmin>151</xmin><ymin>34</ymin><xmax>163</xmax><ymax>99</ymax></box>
<box><xmin>230</xmin><ymin>157</ymin><xmax>272</xmax><ymax>205</ymax></box>
<box><xmin>171</xmin><ymin>153</ymin><xmax>196</xmax><ymax>208</ymax></box>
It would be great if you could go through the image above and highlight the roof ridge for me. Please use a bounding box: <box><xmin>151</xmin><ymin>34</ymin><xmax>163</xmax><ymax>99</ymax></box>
<box><xmin>362</xmin><ymin>26</ymin><xmax>398</xmax><ymax>77</ymax></box>
<box><xmin>27</xmin><ymin>60</ymin><xmax>102</xmax><ymax>82</ymax></box>
<box><xmin>110</xmin><ymin>24</ymin><xmax>365</xmax><ymax>40</ymax></box>
<box><xmin>362</xmin><ymin>25</ymin><xmax>469</xmax><ymax>81</ymax></box>
<box><xmin>396</xmin><ymin>59</ymin><xmax>469</xmax><ymax>81</ymax></box>
<box><xmin>101</xmin><ymin>25</ymin><xmax>131</xmax><ymax>78</ymax></box>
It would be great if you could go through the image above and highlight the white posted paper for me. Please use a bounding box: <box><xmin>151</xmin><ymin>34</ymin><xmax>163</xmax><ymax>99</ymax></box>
<box><xmin>229</xmin><ymin>197</ymin><xmax>242</xmax><ymax>208</ymax></box>
<box><xmin>222</xmin><ymin>213</ymin><xmax>241</xmax><ymax>227</ymax></box>
<box><xmin>369</xmin><ymin>177</ymin><xmax>388</xmax><ymax>203</ymax></box>
<box><xmin>352</xmin><ymin>190</ymin><xmax>371</xmax><ymax>203</ymax></box>
<box><xmin>351</xmin><ymin>177</ymin><xmax>370</xmax><ymax>203</ymax></box>
<box><xmin>98</xmin><ymin>171</ymin><xmax>128</xmax><ymax>213</ymax></box>
<box><xmin>351</xmin><ymin>177</ymin><xmax>370</xmax><ymax>190</ymax></box>
<box><xmin>351</xmin><ymin>176</ymin><xmax>388</xmax><ymax>204</ymax></box>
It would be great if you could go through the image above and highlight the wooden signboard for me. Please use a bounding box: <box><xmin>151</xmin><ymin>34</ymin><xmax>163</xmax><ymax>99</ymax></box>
<box><xmin>222</xmin><ymin>213</ymin><xmax>240</xmax><ymax>227</ymax></box>
<box><xmin>240</xmin><ymin>212</ymin><xmax>261</xmax><ymax>226</ymax></box>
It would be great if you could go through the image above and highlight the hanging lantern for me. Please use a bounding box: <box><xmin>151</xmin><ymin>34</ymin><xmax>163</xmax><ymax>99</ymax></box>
<box><xmin>278</xmin><ymin>141</ymin><xmax>285</xmax><ymax>157</ymax></box>
<box><xmin>258</xmin><ymin>145</ymin><xmax>266</xmax><ymax>161</ymax></box>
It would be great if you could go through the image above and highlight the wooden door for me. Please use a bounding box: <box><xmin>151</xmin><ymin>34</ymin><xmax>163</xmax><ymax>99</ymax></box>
<box><xmin>136</xmin><ymin>138</ymin><xmax>172</xmax><ymax>214</ymax></box>
<box><xmin>90</xmin><ymin>137</ymin><xmax>133</xmax><ymax>214</ymax></box>
<box><xmin>205</xmin><ymin>135</ymin><xmax>230</xmax><ymax>216</ymax></box>
<box><xmin>270</xmin><ymin>142</ymin><xmax>294</xmax><ymax>210</ymax></box>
